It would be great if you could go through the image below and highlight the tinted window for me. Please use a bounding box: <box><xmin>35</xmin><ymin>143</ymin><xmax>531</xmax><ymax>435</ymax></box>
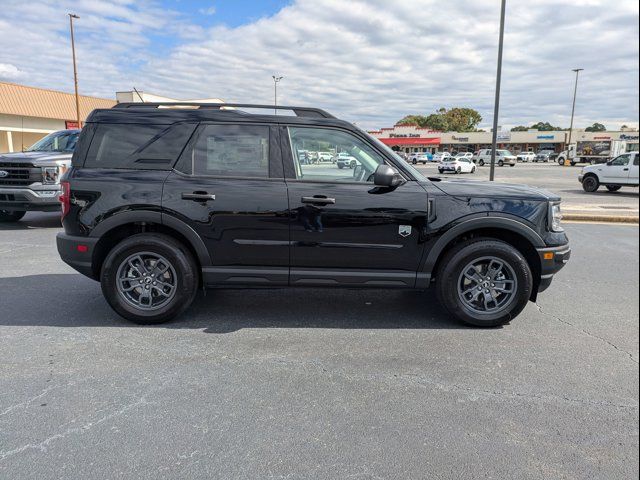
<box><xmin>84</xmin><ymin>123</ymin><xmax>194</xmax><ymax>169</ymax></box>
<box><xmin>28</xmin><ymin>131</ymin><xmax>79</xmax><ymax>152</ymax></box>
<box><xmin>181</xmin><ymin>124</ymin><xmax>269</xmax><ymax>178</ymax></box>
<box><xmin>634</xmin><ymin>154</ymin><xmax>639</xmax><ymax>166</ymax></box>
<box><xmin>610</xmin><ymin>154</ymin><xmax>630</xmax><ymax>166</ymax></box>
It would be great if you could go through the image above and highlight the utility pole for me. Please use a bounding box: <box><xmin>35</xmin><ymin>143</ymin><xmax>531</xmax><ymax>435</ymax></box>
<box><xmin>565</xmin><ymin>68</ymin><xmax>583</xmax><ymax>166</ymax></box>
<box><xmin>68</xmin><ymin>13</ymin><xmax>81</xmax><ymax>128</ymax></box>
<box><xmin>489</xmin><ymin>0</ymin><xmax>506</xmax><ymax>181</ymax></box>
<box><xmin>272</xmin><ymin>75</ymin><xmax>283</xmax><ymax>115</ymax></box>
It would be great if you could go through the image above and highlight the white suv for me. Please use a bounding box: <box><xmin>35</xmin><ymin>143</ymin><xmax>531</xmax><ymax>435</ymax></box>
<box><xmin>579</xmin><ymin>151</ymin><xmax>639</xmax><ymax>192</ymax></box>
<box><xmin>474</xmin><ymin>149</ymin><xmax>517</xmax><ymax>167</ymax></box>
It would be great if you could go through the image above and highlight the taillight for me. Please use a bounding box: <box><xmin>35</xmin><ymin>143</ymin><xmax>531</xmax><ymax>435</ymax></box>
<box><xmin>60</xmin><ymin>181</ymin><xmax>70</xmax><ymax>221</ymax></box>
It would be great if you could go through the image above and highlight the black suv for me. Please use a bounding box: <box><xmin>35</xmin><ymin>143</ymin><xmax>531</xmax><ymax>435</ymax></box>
<box><xmin>57</xmin><ymin>103</ymin><xmax>570</xmax><ymax>327</ymax></box>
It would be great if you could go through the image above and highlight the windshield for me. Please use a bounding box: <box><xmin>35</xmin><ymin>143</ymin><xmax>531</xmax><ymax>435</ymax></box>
<box><xmin>497</xmin><ymin>150</ymin><xmax>512</xmax><ymax>156</ymax></box>
<box><xmin>364</xmin><ymin>132</ymin><xmax>427</xmax><ymax>181</ymax></box>
<box><xmin>27</xmin><ymin>130</ymin><xmax>79</xmax><ymax>153</ymax></box>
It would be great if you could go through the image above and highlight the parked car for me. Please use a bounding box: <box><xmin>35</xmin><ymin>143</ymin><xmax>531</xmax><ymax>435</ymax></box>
<box><xmin>0</xmin><ymin>129</ymin><xmax>80</xmax><ymax>222</ymax></box>
<box><xmin>517</xmin><ymin>151</ymin><xmax>536</xmax><ymax>163</ymax></box>
<box><xmin>433</xmin><ymin>151</ymin><xmax>452</xmax><ymax>162</ymax></box>
<box><xmin>453</xmin><ymin>152</ymin><xmax>473</xmax><ymax>161</ymax></box>
<box><xmin>438</xmin><ymin>156</ymin><xmax>477</xmax><ymax>174</ymax></box>
<box><xmin>579</xmin><ymin>151</ymin><xmax>639</xmax><ymax>192</ymax></box>
<box><xmin>474</xmin><ymin>149</ymin><xmax>517</xmax><ymax>167</ymax></box>
<box><xmin>316</xmin><ymin>151</ymin><xmax>334</xmax><ymax>162</ymax></box>
<box><xmin>534</xmin><ymin>150</ymin><xmax>554</xmax><ymax>163</ymax></box>
<box><xmin>409</xmin><ymin>152</ymin><xmax>433</xmax><ymax>164</ymax></box>
<box><xmin>56</xmin><ymin>101</ymin><xmax>570</xmax><ymax>328</ymax></box>
<box><xmin>335</xmin><ymin>152</ymin><xmax>359</xmax><ymax>169</ymax></box>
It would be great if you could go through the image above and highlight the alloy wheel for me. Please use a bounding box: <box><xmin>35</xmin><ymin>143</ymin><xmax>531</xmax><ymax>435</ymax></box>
<box><xmin>116</xmin><ymin>252</ymin><xmax>177</xmax><ymax>311</ymax></box>
<box><xmin>457</xmin><ymin>256</ymin><xmax>518</xmax><ymax>315</ymax></box>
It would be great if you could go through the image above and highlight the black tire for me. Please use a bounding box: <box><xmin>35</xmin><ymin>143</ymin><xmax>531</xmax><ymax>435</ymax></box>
<box><xmin>558</xmin><ymin>159</ymin><xmax>564</xmax><ymax>165</ymax></box>
<box><xmin>606</xmin><ymin>185</ymin><xmax>622</xmax><ymax>192</ymax></box>
<box><xmin>570</xmin><ymin>161</ymin><xmax>576</xmax><ymax>167</ymax></box>
<box><xmin>0</xmin><ymin>210</ymin><xmax>26</xmax><ymax>222</ymax></box>
<box><xmin>100</xmin><ymin>233</ymin><xmax>198</xmax><ymax>324</ymax></box>
<box><xmin>498</xmin><ymin>160</ymin><xmax>504</xmax><ymax>167</ymax></box>
<box><xmin>582</xmin><ymin>175</ymin><xmax>599</xmax><ymax>192</ymax></box>
<box><xmin>350</xmin><ymin>160</ymin><xmax>357</xmax><ymax>169</ymax></box>
<box><xmin>456</xmin><ymin>167</ymin><xmax>461</xmax><ymax>174</ymax></box>
<box><xmin>337</xmin><ymin>164</ymin><xmax>344</xmax><ymax>169</ymax></box>
<box><xmin>436</xmin><ymin>238</ymin><xmax>533</xmax><ymax>327</ymax></box>
<box><xmin>471</xmin><ymin>166</ymin><xmax>476</xmax><ymax>174</ymax></box>
<box><xmin>438</xmin><ymin>169</ymin><xmax>444</xmax><ymax>174</ymax></box>
<box><xmin>412</xmin><ymin>159</ymin><xmax>417</xmax><ymax>164</ymax></box>
<box><xmin>478</xmin><ymin>160</ymin><xmax>485</xmax><ymax>166</ymax></box>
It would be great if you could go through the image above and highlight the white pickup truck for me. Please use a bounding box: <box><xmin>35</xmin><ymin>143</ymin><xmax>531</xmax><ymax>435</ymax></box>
<box><xmin>579</xmin><ymin>151</ymin><xmax>639</xmax><ymax>192</ymax></box>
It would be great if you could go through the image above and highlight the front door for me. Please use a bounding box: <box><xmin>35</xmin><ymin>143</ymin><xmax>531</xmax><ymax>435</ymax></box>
<box><xmin>282</xmin><ymin>125</ymin><xmax>429</xmax><ymax>288</ymax></box>
<box><xmin>162</xmin><ymin>123</ymin><xmax>290</xmax><ymax>285</ymax></box>
<box><xmin>600</xmin><ymin>153</ymin><xmax>632</xmax><ymax>184</ymax></box>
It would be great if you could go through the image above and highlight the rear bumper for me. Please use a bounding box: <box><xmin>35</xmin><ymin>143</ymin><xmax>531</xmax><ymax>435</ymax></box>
<box><xmin>536</xmin><ymin>244</ymin><xmax>571</xmax><ymax>293</ymax></box>
<box><xmin>56</xmin><ymin>232</ymin><xmax>99</xmax><ymax>279</ymax></box>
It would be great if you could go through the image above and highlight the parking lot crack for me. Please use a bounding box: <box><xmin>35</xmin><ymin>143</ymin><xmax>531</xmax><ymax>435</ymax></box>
<box><xmin>535</xmin><ymin>302</ymin><xmax>639</xmax><ymax>365</ymax></box>
<box><xmin>0</xmin><ymin>385</ymin><xmax>60</xmax><ymax>417</ymax></box>
<box><xmin>0</xmin><ymin>381</ymin><xmax>167</xmax><ymax>461</ymax></box>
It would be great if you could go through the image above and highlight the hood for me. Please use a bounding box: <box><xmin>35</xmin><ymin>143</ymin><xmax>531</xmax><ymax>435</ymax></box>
<box><xmin>431</xmin><ymin>178</ymin><xmax>560</xmax><ymax>201</ymax></box>
<box><xmin>0</xmin><ymin>151</ymin><xmax>72</xmax><ymax>164</ymax></box>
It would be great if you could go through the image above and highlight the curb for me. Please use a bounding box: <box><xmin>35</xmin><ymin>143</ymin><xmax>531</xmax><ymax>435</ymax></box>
<box><xmin>563</xmin><ymin>213</ymin><xmax>639</xmax><ymax>224</ymax></box>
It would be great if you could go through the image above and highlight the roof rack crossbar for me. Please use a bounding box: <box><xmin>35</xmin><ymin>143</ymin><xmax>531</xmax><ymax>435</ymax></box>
<box><xmin>112</xmin><ymin>102</ymin><xmax>335</xmax><ymax>119</ymax></box>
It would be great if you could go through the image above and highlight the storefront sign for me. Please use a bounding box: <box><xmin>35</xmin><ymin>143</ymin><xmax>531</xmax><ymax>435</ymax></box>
<box><xmin>593</xmin><ymin>136</ymin><xmax>611</xmax><ymax>140</ymax></box>
<box><xmin>536</xmin><ymin>135</ymin><xmax>554</xmax><ymax>139</ymax></box>
<box><xmin>65</xmin><ymin>120</ymin><xmax>80</xmax><ymax>129</ymax></box>
<box><xmin>620</xmin><ymin>134</ymin><xmax>639</xmax><ymax>141</ymax></box>
<box><xmin>389</xmin><ymin>133</ymin><xmax>420</xmax><ymax>138</ymax></box>
<box><xmin>452</xmin><ymin>136</ymin><xmax>469</xmax><ymax>142</ymax></box>
<box><xmin>496</xmin><ymin>132</ymin><xmax>511</xmax><ymax>142</ymax></box>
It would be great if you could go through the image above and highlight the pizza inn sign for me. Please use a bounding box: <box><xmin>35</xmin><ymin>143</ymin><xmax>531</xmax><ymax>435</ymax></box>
<box><xmin>389</xmin><ymin>133</ymin><xmax>421</xmax><ymax>138</ymax></box>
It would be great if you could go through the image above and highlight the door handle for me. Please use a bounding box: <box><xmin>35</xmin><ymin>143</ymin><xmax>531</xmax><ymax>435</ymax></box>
<box><xmin>301</xmin><ymin>196</ymin><xmax>336</xmax><ymax>205</ymax></box>
<box><xmin>623</xmin><ymin>168</ymin><xmax>629</xmax><ymax>171</ymax></box>
<box><xmin>182</xmin><ymin>192</ymin><xmax>216</xmax><ymax>201</ymax></box>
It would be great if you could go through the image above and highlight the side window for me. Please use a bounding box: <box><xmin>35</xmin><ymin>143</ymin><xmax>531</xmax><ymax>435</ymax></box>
<box><xmin>288</xmin><ymin>127</ymin><xmax>386</xmax><ymax>183</ymax></box>
<box><xmin>85</xmin><ymin>123</ymin><xmax>194</xmax><ymax>169</ymax></box>
<box><xmin>610</xmin><ymin>154</ymin><xmax>630</xmax><ymax>166</ymax></box>
<box><xmin>633</xmin><ymin>154</ymin><xmax>639</xmax><ymax>166</ymax></box>
<box><xmin>181</xmin><ymin>124</ymin><xmax>269</xmax><ymax>178</ymax></box>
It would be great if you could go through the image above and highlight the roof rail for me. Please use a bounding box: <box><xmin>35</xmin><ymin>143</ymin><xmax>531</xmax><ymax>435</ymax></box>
<box><xmin>112</xmin><ymin>102</ymin><xmax>335</xmax><ymax>119</ymax></box>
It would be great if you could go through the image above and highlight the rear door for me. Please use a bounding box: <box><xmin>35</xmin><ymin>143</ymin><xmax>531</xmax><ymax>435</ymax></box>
<box><xmin>629</xmin><ymin>153</ymin><xmax>639</xmax><ymax>184</ymax></box>
<box><xmin>162</xmin><ymin>123</ymin><xmax>290</xmax><ymax>286</ymax></box>
<box><xmin>282</xmin><ymin>125</ymin><xmax>429</xmax><ymax>288</ymax></box>
<box><xmin>600</xmin><ymin>153</ymin><xmax>632</xmax><ymax>184</ymax></box>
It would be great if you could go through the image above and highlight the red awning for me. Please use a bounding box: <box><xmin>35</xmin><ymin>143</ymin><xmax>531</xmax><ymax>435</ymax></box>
<box><xmin>378</xmin><ymin>137</ymin><xmax>440</xmax><ymax>146</ymax></box>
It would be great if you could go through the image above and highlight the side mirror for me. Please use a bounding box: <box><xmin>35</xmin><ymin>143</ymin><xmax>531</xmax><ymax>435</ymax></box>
<box><xmin>373</xmin><ymin>164</ymin><xmax>404</xmax><ymax>188</ymax></box>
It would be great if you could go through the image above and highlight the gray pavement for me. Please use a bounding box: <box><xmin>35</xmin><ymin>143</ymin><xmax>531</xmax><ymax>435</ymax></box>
<box><xmin>0</xmin><ymin>213</ymin><xmax>638</xmax><ymax>479</ymax></box>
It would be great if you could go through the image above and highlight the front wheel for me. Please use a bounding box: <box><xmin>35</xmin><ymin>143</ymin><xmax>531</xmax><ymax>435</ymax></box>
<box><xmin>471</xmin><ymin>166</ymin><xmax>476</xmax><ymax>174</ymax></box>
<box><xmin>498</xmin><ymin>160</ymin><xmax>504</xmax><ymax>167</ymax></box>
<box><xmin>582</xmin><ymin>175</ymin><xmax>600</xmax><ymax>192</ymax></box>
<box><xmin>337</xmin><ymin>164</ymin><xmax>344</xmax><ymax>169</ymax></box>
<box><xmin>606</xmin><ymin>185</ymin><xmax>622</xmax><ymax>192</ymax></box>
<box><xmin>0</xmin><ymin>210</ymin><xmax>26</xmax><ymax>222</ymax></box>
<box><xmin>436</xmin><ymin>239</ymin><xmax>533</xmax><ymax>327</ymax></box>
<box><xmin>100</xmin><ymin>233</ymin><xmax>198</xmax><ymax>324</ymax></box>
<box><xmin>478</xmin><ymin>160</ymin><xmax>485</xmax><ymax>166</ymax></box>
<box><xmin>350</xmin><ymin>160</ymin><xmax>357</xmax><ymax>169</ymax></box>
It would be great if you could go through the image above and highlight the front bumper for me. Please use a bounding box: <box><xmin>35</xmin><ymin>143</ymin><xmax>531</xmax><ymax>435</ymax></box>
<box><xmin>0</xmin><ymin>186</ymin><xmax>62</xmax><ymax>212</ymax></box>
<box><xmin>57</xmin><ymin>233</ymin><xmax>100</xmax><ymax>279</ymax></box>
<box><xmin>536</xmin><ymin>244</ymin><xmax>571</xmax><ymax>293</ymax></box>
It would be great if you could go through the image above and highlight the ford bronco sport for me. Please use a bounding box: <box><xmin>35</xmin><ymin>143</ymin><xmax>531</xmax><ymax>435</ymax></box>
<box><xmin>56</xmin><ymin>103</ymin><xmax>570</xmax><ymax>327</ymax></box>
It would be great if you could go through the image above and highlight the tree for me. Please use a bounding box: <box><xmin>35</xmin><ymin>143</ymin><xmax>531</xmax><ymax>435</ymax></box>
<box><xmin>585</xmin><ymin>122</ymin><xmax>606</xmax><ymax>132</ymax></box>
<box><xmin>510</xmin><ymin>125</ymin><xmax>529</xmax><ymax>132</ymax></box>
<box><xmin>529</xmin><ymin>121</ymin><xmax>563</xmax><ymax>131</ymax></box>
<box><xmin>395</xmin><ymin>107</ymin><xmax>482</xmax><ymax>132</ymax></box>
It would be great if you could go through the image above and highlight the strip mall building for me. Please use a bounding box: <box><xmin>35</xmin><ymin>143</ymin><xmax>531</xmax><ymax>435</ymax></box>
<box><xmin>368</xmin><ymin>124</ymin><xmax>639</xmax><ymax>155</ymax></box>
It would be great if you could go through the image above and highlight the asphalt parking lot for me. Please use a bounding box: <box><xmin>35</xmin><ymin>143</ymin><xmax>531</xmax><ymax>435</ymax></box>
<box><xmin>0</xmin><ymin>211</ymin><xmax>638</xmax><ymax>479</ymax></box>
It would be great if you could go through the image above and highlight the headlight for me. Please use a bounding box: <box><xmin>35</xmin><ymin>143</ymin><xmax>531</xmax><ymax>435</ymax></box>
<box><xmin>41</xmin><ymin>164</ymin><xmax>68</xmax><ymax>185</ymax></box>
<box><xmin>549</xmin><ymin>202</ymin><xmax>563</xmax><ymax>232</ymax></box>
<box><xmin>42</xmin><ymin>167</ymin><xmax>59</xmax><ymax>184</ymax></box>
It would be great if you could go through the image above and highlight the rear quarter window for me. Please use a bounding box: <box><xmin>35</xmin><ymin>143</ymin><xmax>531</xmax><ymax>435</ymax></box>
<box><xmin>84</xmin><ymin>123</ymin><xmax>196</xmax><ymax>169</ymax></box>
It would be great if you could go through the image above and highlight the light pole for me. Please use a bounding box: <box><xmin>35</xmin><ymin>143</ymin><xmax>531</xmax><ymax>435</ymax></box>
<box><xmin>68</xmin><ymin>13</ymin><xmax>81</xmax><ymax>128</ymax></box>
<box><xmin>565</xmin><ymin>68</ymin><xmax>583</xmax><ymax>166</ymax></box>
<box><xmin>272</xmin><ymin>75</ymin><xmax>283</xmax><ymax>115</ymax></box>
<box><xmin>489</xmin><ymin>0</ymin><xmax>506</xmax><ymax>181</ymax></box>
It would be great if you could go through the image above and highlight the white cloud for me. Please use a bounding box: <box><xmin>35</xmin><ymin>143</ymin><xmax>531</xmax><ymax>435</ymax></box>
<box><xmin>1</xmin><ymin>0</ymin><xmax>638</xmax><ymax>130</ymax></box>
<box><xmin>0</xmin><ymin>63</ymin><xmax>25</xmax><ymax>81</ymax></box>
<box><xmin>199</xmin><ymin>5</ymin><xmax>216</xmax><ymax>16</ymax></box>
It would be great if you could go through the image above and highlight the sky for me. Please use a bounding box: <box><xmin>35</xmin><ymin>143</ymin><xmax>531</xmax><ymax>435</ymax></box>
<box><xmin>0</xmin><ymin>0</ymin><xmax>638</xmax><ymax>130</ymax></box>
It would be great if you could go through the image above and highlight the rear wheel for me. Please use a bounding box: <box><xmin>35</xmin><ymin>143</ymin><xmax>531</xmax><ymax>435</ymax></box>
<box><xmin>412</xmin><ymin>159</ymin><xmax>417</xmax><ymax>164</ymax></box>
<box><xmin>582</xmin><ymin>175</ymin><xmax>599</xmax><ymax>192</ymax></box>
<box><xmin>436</xmin><ymin>239</ymin><xmax>533</xmax><ymax>327</ymax></box>
<box><xmin>478</xmin><ymin>160</ymin><xmax>485</xmax><ymax>166</ymax></box>
<box><xmin>498</xmin><ymin>160</ymin><xmax>504</xmax><ymax>167</ymax></box>
<box><xmin>471</xmin><ymin>166</ymin><xmax>476</xmax><ymax>173</ymax></box>
<box><xmin>0</xmin><ymin>210</ymin><xmax>26</xmax><ymax>222</ymax></box>
<box><xmin>350</xmin><ymin>160</ymin><xmax>357</xmax><ymax>169</ymax></box>
<box><xmin>100</xmin><ymin>233</ymin><xmax>198</xmax><ymax>324</ymax></box>
<box><xmin>606</xmin><ymin>185</ymin><xmax>622</xmax><ymax>192</ymax></box>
